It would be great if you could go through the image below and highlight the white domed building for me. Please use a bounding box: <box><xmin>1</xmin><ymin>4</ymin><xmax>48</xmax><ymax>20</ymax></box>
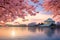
<box><xmin>44</xmin><ymin>18</ymin><xmax>55</xmax><ymax>25</ymax></box>
<box><xmin>40</xmin><ymin>18</ymin><xmax>55</xmax><ymax>27</ymax></box>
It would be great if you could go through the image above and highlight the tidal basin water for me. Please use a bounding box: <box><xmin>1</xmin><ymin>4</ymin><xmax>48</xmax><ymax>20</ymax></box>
<box><xmin>0</xmin><ymin>27</ymin><xmax>60</xmax><ymax>40</ymax></box>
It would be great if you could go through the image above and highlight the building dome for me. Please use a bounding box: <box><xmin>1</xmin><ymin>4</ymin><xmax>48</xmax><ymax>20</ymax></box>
<box><xmin>44</xmin><ymin>18</ymin><xmax>55</xmax><ymax>22</ymax></box>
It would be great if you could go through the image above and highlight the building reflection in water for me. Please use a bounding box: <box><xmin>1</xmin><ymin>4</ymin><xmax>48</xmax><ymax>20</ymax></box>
<box><xmin>44</xmin><ymin>28</ymin><xmax>55</xmax><ymax>37</ymax></box>
<box><xmin>28</xmin><ymin>27</ymin><xmax>37</xmax><ymax>32</ymax></box>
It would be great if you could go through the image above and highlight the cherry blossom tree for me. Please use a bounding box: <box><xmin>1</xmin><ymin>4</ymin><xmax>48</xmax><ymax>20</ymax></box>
<box><xmin>0</xmin><ymin>0</ymin><xmax>40</xmax><ymax>24</ymax></box>
<box><xmin>1</xmin><ymin>0</ymin><xmax>60</xmax><ymax>24</ymax></box>
<box><xmin>43</xmin><ymin>0</ymin><xmax>60</xmax><ymax>18</ymax></box>
<box><xmin>31</xmin><ymin>0</ymin><xmax>39</xmax><ymax>3</ymax></box>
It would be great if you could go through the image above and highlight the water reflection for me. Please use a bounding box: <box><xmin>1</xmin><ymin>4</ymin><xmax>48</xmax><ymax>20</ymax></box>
<box><xmin>28</xmin><ymin>27</ymin><xmax>37</xmax><ymax>32</ymax></box>
<box><xmin>0</xmin><ymin>27</ymin><xmax>60</xmax><ymax>40</ymax></box>
<box><xmin>44</xmin><ymin>28</ymin><xmax>55</xmax><ymax>37</ymax></box>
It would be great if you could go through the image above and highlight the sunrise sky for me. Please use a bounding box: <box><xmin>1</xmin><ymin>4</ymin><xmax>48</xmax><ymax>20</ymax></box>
<box><xmin>6</xmin><ymin>11</ymin><xmax>53</xmax><ymax>24</ymax></box>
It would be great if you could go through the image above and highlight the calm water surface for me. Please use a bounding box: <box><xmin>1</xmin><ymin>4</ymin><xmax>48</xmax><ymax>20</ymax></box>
<box><xmin>0</xmin><ymin>27</ymin><xmax>60</xmax><ymax>40</ymax></box>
